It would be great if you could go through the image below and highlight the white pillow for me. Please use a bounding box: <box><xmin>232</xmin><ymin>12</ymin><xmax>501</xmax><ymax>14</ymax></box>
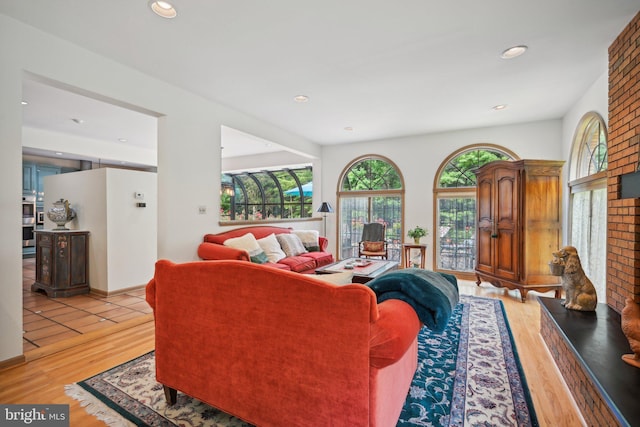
<box><xmin>257</xmin><ymin>233</ymin><xmax>287</xmax><ymax>263</ymax></box>
<box><xmin>309</xmin><ymin>272</ymin><xmax>354</xmax><ymax>286</ymax></box>
<box><xmin>223</xmin><ymin>233</ymin><xmax>268</xmax><ymax>264</ymax></box>
<box><xmin>292</xmin><ymin>229</ymin><xmax>320</xmax><ymax>252</ymax></box>
<box><xmin>276</xmin><ymin>233</ymin><xmax>308</xmax><ymax>257</ymax></box>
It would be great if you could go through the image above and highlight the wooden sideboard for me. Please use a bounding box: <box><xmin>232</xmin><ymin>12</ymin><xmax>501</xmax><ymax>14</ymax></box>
<box><xmin>474</xmin><ymin>159</ymin><xmax>564</xmax><ymax>302</ymax></box>
<box><xmin>31</xmin><ymin>230</ymin><xmax>90</xmax><ymax>298</ymax></box>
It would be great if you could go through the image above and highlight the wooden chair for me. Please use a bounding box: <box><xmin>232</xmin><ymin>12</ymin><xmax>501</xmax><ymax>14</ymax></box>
<box><xmin>358</xmin><ymin>223</ymin><xmax>388</xmax><ymax>259</ymax></box>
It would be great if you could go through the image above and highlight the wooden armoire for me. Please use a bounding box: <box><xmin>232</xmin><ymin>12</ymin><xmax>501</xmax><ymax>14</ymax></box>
<box><xmin>474</xmin><ymin>159</ymin><xmax>564</xmax><ymax>302</ymax></box>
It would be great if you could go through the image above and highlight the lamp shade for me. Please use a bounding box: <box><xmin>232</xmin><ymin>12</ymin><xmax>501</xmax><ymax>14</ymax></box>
<box><xmin>317</xmin><ymin>202</ymin><xmax>334</xmax><ymax>213</ymax></box>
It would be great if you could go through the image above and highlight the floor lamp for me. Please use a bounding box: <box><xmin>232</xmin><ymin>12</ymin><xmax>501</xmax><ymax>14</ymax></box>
<box><xmin>317</xmin><ymin>202</ymin><xmax>334</xmax><ymax>236</ymax></box>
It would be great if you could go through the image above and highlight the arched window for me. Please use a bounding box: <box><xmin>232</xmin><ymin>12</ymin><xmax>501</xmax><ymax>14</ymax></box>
<box><xmin>338</xmin><ymin>156</ymin><xmax>404</xmax><ymax>261</ymax></box>
<box><xmin>434</xmin><ymin>145</ymin><xmax>517</xmax><ymax>278</ymax></box>
<box><xmin>569</xmin><ymin>112</ymin><xmax>607</xmax><ymax>301</ymax></box>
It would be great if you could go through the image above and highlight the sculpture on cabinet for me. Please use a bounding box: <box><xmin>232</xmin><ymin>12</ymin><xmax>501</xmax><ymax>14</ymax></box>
<box><xmin>551</xmin><ymin>246</ymin><xmax>597</xmax><ymax>311</ymax></box>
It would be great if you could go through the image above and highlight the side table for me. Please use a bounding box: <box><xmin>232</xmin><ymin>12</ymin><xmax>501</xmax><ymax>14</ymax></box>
<box><xmin>402</xmin><ymin>243</ymin><xmax>427</xmax><ymax>269</ymax></box>
<box><xmin>32</xmin><ymin>230</ymin><xmax>90</xmax><ymax>297</ymax></box>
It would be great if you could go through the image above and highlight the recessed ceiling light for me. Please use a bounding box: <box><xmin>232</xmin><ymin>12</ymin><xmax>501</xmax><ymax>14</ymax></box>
<box><xmin>492</xmin><ymin>104</ymin><xmax>508</xmax><ymax>111</ymax></box>
<box><xmin>294</xmin><ymin>95</ymin><xmax>309</xmax><ymax>103</ymax></box>
<box><xmin>21</xmin><ymin>101</ymin><xmax>28</xmax><ymax>106</ymax></box>
<box><xmin>118</xmin><ymin>138</ymin><xmax>128</xmax><ymax>143</ymax></box>
<box><xmin>149</xmin><ymin>1</ymin><xmax>177</xmax><ymax>18</ymax></box>
<box><xmin>500</xmin><ymin>45</ymin><xmax>528</xmax><ymax>59</ymax></box>
<box><xmin>71</xmin><ymin>118</ymin><xmax>84</xmax><ymax>124</ymax></box>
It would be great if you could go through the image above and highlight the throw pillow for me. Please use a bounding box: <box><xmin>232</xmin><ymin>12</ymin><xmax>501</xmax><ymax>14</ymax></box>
<box><xmin>276</xmin><ymin>233</ymin><xmax>308</xmax><ymax>257</ymax></box>
<box><xmin>292</xmin><ymin>229</ymin><xmax>320</xmax><ymax>252</ymax></box>
<box><xmin>223</xmin><ymin>233</ymin><xmax>269</xmax><ymax>264</ymax></box>
<box><xmin>308</xmin><ymin>271</ymin><xmax>354</xmax><ymax>286</ymax></box>
<box><xmin>363</xmin><ymin>241</ymin><xmax>384</xmax><ymax>252</ymax></box>
<box><xmin>257</xmin><ymin>233</ymin><xmax>287</xmax><ymax>263</ymax></box>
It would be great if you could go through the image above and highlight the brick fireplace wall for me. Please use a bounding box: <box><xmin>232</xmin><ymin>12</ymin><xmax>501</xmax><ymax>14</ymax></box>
<box><xmin>607</xmin><ymin>12</ymin><xmax>640</xmax><ymax>313</ymax></box>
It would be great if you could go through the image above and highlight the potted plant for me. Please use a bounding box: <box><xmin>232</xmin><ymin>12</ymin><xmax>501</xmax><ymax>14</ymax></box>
<box><xmin>407</xmin><ymin>226</ymin><xmax>428</xmax><ymax>244</ymax></box>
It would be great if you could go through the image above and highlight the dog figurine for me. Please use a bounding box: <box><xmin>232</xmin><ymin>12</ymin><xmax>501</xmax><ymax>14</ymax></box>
<box><xmin>551</xmin><ymin>246</ymin><xmax>597</xmax><ymax>311</ymax></box>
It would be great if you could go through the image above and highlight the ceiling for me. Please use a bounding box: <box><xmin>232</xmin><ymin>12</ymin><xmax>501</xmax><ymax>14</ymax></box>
<box><xmin>4</xmin><ymin>1</ymin><xmax>638</xmax><ymax>162</ymax></box>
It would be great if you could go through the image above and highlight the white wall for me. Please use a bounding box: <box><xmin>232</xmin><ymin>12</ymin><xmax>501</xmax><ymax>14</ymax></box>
<box><xmin>0</xmin><ymin>14</ymin><xmax>320</xmax><ymax>362</ymax></box>
<box><xmin>321</xmin><ymin>119</ymin><xmax>564</xmax><ymax>267</ymax></box>
<box><xmin>0</xmin><ymin>49</ymin><xmax>24</xmax><ymax>364</ymax></box>
<box><xmin>44</xmin><ymin>169</ymin><xmax>157</xmax><ymax>294</ymax></box>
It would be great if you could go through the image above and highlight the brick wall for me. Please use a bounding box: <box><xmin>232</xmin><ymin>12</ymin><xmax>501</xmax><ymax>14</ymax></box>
<box><xmin>608</xmin><ymin>12</ymin><xmax>640</xmax><ymax>313</ymax></box>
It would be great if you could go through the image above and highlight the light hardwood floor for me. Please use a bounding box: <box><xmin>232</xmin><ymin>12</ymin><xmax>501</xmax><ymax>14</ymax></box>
<box><xmin>0</xmin><ymin>280</ymin><xmax>586</xmax><ymax>426</ymax></box>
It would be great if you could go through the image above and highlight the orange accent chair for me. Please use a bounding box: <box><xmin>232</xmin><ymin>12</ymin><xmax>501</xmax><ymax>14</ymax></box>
<box><xmin>146</xmin><ymin>259</ymin><xmax>421</xmax><ymax>427</ymax></box>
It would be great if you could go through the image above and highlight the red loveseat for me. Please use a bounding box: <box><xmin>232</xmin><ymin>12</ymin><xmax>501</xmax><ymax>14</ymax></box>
<box><xmin>146</xmin><ymin>259</ymin><xmax>421</xmax><ymax>426</ymax></box>
<box><xmin>197</xmin><ymin>226</ymin><xmax>334</xmax><ymax>274</ymax></box>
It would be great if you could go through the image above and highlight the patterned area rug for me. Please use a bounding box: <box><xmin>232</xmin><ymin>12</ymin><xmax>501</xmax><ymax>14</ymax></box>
<box><xmin>66</xmin><ymin>295</ymin><xmax>538</xmax><ymax>426</ymax></box>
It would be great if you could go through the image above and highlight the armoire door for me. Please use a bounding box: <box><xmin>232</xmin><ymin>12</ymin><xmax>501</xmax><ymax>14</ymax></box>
<box><xmin>493</xmin><ymin>167</ymin><xmax>519</xmax><ymax>281</ymax></box>
<box><xmin>476</xmin><ymin>174</ymin><xmax>494</xmax><ymax>275</ymax></box>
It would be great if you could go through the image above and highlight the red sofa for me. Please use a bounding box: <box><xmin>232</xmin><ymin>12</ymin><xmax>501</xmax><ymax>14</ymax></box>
<box><xmin>146</xmin><ymin>259</ymin><xmax>421</xmax><ymax>427</ymax></box>
<box><xmin>197</xmin><ymin>226</ymin><xmax>334</xmax><ymax>274</ymax></box>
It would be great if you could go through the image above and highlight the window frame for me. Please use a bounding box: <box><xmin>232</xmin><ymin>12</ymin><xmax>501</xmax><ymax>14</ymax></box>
<box><xmin>567</xmin><ymin>112</ymin><xmax>608</xmax><ymax>302</ymax></box>
<box><xmin>433</xmin><ymin>144</ymin><xmax>518</xmax><ymax>280</ymax></box>
<box><xmin>219</xmin><ymin>166</ymin><xmax>316</xmax><ymax>225</ymax></box>
<box><xmin>337</xmin><ymin>155</ymin><xmax>405</xmax><ymax>261</ymax></box>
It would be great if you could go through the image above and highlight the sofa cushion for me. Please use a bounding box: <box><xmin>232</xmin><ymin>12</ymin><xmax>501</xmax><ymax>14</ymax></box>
<box><xmin>263</xmin><ymin>262</ymin><xmax>290</xmax><ymax>271</ymax></box>
<box><xmin>301</xmin><ymin>251</ymin><xmax>334</xmax><ymax>268</ymax></box>
<box><xmin>363</xmin><ymin>241</ymin><xmax>385</xmax><ymax>252</ymax></box>
<box><xmin>276</xmin><ymin>233</ymin><xmax>308</xmax><ymax>257</ymax></box>
<box><xmin>223</xmin><ymin>233</ymin><xmax>268</xmax><ymax>264</ymax></box>
<box><xmin>277</xmin><ymin>255</ymin><xmax>316</xmax><ymax>273</ymax></box>
<box><xmin>292</xmin><ymin>230</ymin><xmax>320</xmax><ymax>252</ymax></box>
<box><xmin>257</xmin><ymin>233</ymin><xmax>287</xmax><ymax>263</ymax></box>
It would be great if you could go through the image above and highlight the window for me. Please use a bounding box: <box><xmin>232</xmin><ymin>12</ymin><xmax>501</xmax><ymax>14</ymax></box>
<box><xmin>569</xmin><ymin>112</ymin><xmax>607</xmax><ymax>302</ymax></box>
<box><xmin>220</xmin><ymin>167</ymin><xmax>313</xmax><ymax>223</ymax></box>
<box><xmin>434</xmin><ymin>146</ymin><xmax>516</xmax><ymax>277</ymax></box>
<box><xmin>338</xmin><ymin>156</ymin><xmax>404</xmax><ymax>261</ymax></box>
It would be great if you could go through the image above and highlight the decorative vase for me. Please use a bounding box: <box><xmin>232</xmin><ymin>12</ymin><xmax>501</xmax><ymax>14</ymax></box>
<box><xmin>413</xmin><ymin>237</ymin><xmax>421</xmax><ymax>244</ymax></box>
<box><xmin>47</xmin><ymin>198</ymin><xmax>76</xmax><ymax>230</ymax></box>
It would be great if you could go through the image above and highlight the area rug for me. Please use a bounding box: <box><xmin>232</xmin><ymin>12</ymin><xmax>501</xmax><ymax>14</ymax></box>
<box><xmin>66</xmin><ymin>295</ymin><xmax>538</xmax><ymax>426</ymax></box>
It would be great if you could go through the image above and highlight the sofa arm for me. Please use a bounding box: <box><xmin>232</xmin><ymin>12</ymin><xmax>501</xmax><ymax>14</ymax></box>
<box><xmin>319</xmin><ymin>236</ymin><xmax>328</xmax><ymax>251</ymax></box>
<box><xmin>145</xmin><ymin>278</ymin><xmax>156</xmax><ymax>311</ymax></box>
<box><xmin>197</xmin><ymin>242</ymin><xmax>250</xmax><ymax>261</ymax></box>
<box><xmin>369</xmin><ymin>299</ymin><xmax>421</xmax><ymax>369</ymax></box>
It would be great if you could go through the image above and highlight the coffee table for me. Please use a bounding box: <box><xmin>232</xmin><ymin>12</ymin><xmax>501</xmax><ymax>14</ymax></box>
<box><xmin>315</xmin><ymin>257</ymin><xmax>398</xmax><ymax>284</ymax></box>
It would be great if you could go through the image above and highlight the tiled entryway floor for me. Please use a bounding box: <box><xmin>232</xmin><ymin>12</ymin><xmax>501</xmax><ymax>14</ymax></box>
<box><xmin>22</xmin><ymin>257</ymin><xmax>152</xmax><ymax>353</ymax></box>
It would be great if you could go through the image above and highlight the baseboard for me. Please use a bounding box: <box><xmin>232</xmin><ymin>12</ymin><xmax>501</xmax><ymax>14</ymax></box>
<box><xmin>0</xmin><ymin>354</ymin><xmax>27</xmax><ymax>372</ymax></box>
<box><xmin>90</xmin><ymin>284</ymin><xmax>147</xmax><ymax>297</ymax></box>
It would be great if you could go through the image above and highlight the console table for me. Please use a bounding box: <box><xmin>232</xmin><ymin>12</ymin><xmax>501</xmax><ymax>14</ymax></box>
<box><xmin>32</xmin><ymin>230</ymin><xmax>90</xmax><ymax>297</ymax></box>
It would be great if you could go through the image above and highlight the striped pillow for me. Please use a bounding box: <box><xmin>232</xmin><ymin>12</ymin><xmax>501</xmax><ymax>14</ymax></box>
<box><xmin>276</xmin><ymin>233</ymin><xmax>308</xmax><ymax>257</ymax></box>
<box><xmin>292</xmin><ymin>230</ymin><xmax>320</xmax><ymax>252</ymax></box>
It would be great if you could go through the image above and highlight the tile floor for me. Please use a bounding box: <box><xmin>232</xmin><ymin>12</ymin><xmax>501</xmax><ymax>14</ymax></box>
<box><xmin>22</xmin><ymin>257</ymin><xmax>152</xmax><ymax>353</ymax></box>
